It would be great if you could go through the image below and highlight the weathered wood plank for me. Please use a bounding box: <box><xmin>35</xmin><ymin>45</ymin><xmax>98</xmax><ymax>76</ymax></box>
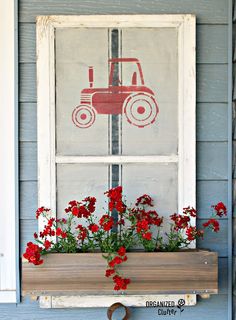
<box><xmin>197</xmin><ymin>219</ymin><xmax>228</xmax><ymax>257</ymax></box>
<box><xmin>20</xmin><ymin>181</ymin><xmax>38</xmax><ymax>219</ymax></box>
<box><xmin>19</xmin><ymin>63</ymin><xmax>228</xmax><ymax>103</ymax></box>
<box><xmin>197</xmin><ymin>25</ymin><xmax>228</xmax><ymax>64</ymax></box>
<box><xmin>218</xmin><ymin>258</ymin><xmax>228</xmax><ymax>294</ymax></box>
<box><xmin>197</xmin><ymin>181</ymin><xmax>228</xmax><ymax>218</ymax></box>
<box><xmin>197</xmin><ymin>64</ymin><xmax>228</xmax><ymax>103</ymax></box>
<box><xmin>19</xmin><ymin>103</ymin><xmax>37</xmax><ymax>141</ymax></box>
<box><xmin>22</xmin><ymin>251</ymin><xmax>218</xmax><ymax>296</ymax></box>
<box><xmin>19</xmin><ymin>23</ymin><xmax>228</xmax><ymax>64</ymax></box>
<box><xmin>19</xmin><ymin>0</ymin><xmax>228</xmax><ymax>24</ymax></box>
<box><xmin>19</xmin><ymin>63</ymin><xmax>36</xmax><ymax>102</ymax></box>
<box><xmin>20</xmin><ymin>142</ymin><xmax>37</xmax><ymax>181</ymax></box>
<box><xmin>19</xmin><ymin>23</ymin><xmax>36</xmax><ymax>63</ymax></box>
<box><xmin>197</xmin><ymin>142</ymin><xmax>228</xmax><ymax>180</ymax></box>
<box><xmin>196</xmin><ymin>103</ymin><xmax>228</xmax><ymax>142</ymax></box>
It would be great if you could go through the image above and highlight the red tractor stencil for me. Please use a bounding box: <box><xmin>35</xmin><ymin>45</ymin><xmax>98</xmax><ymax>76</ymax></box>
<box><xmin>72</xmin><ymin>58</ymin><xmax>159</xmax><ymax>128</ymax></box>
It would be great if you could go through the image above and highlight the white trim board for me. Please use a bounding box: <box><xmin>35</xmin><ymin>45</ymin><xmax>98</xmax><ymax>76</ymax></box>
<box><xmin>0</xmin><ymin>0</ymin><xmax>18</xmax><ymax>303</ymax></box>
<box><xmin>37</xmin><ymin>14</ymin><xmax>196</xmax><ymax>307</ymax></box>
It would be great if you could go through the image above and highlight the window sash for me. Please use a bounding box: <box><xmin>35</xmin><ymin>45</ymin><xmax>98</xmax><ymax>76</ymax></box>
<box><xmin>36</xmin><ymin>14</ymin><xmax>196</xmax><ymax>307</ymax></box>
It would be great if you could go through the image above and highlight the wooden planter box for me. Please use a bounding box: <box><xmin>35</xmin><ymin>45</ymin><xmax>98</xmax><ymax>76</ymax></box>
<box><xmin>22</xmin><ymin>251</ymin><xmax>218</xmax><ymax>296</ymax></box>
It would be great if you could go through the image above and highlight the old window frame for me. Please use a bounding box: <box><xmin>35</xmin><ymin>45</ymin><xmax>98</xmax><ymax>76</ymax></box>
<box><xmin>37</xmin><ymin>15</ymin><xmax>196</xmax><ymax>307</ymax></box>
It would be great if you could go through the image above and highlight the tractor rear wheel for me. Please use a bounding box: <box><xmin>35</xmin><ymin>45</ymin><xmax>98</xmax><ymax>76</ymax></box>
<box><xmin>123</xmin><ymin>93</ymin><xmax>158</xmax><ymax>128</ymax></box>
<box><xmin>72</xmin><ymin>105</ymin><xmax>96</xmax><ymax>128</ymax></box>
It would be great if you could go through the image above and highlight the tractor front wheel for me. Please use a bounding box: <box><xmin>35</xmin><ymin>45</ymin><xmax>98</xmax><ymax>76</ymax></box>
<box><xmin>72</xmin><ymin>105</ymin><xmax>96</xmax><ymax>128</ymax></box>
<box><xmin>123</xmin><ymin>93</ymin><xmax>158</xmax><ymax>128</ymax></box>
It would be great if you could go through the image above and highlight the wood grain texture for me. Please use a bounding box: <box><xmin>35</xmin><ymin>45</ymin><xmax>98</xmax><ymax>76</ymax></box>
<box><xmin>197</xmin><ymin>64</ymin><xmax>228</xmax><ymax>103</ymax></box>
<box><xmin>19</xmin><ymin>23</ymin><xmax>36</xmax><ymax>63</ymax></box>
<box><xmin>19</xmin><ymin>0</ymin><xmax>228</xmax><ymax>24</ymax></box>
<box><xmin>197</xmin><ymin>142</ymin><xmax>228</xmax><ymax>180</ymax></box>
<box><xmin>20</xmin><ymin>181</ymin><xmax>38</xmax><ymax>219</ymax></box>
<box><xmin>19</xmin><ymin>23</ymin><xmax>228</xmax><ymax>64</ymax></box>
<box><xmin>196</xmin><ymin>103</ymin><xmax>228</xmax><ymax>142</ymax></box>
<box><xmin>19</xmin><ymin>102</ymin><xmax>228</xmax><ymax>143</ymax></box>
<box><xmin>197</xmin><ymin>25</ymin><xmax>228</xmax><ymax>64</ymax></box>
<box><xmin>19</xmin><ymin>103</ymin><xmax>37</xmax><ymax>141</ymax></box>
<box><xmin>19</xmin><ymin>142</ymin><xmax>37</xmax><ymax>181</ymax></box>
<box><xmin>19</xmin><ymin>142</ymin><xmax>228</xmax><ymax>181</ymax></box>
<box><xmin>22</xmin><ymin>251</ymin><xmax>218</xmax><ymax>296</ymax></box>
<box><xmin>19</xmin><ymin>63</ymin><xmax>36</xmax><ymax>102</ymax></box>
<box><xmin>19</xmin><ymin>63</ymin><xmax>228</xmax><ymax>103</ymax></box>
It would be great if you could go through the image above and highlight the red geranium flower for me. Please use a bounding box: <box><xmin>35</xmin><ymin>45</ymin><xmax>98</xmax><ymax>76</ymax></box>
<box><xmin>142</xmin><ymin>232</ymin><xmax>152</xmax><ymax>241</ymax></box>
<box><xmin>35</xmin><ymin>206</ymin><xmax>50</xmax><ymax>219</ymax></box>
<box><xmin>183</xmin><ymin>206</ymin><xmax>197</xmax><ymax>218</ymax></box>
<box><xmin>105</xmin><ymin>269</ymin><xmax>115</xmax><ymax>277</ymax></box>
<box><xmin>118</xmin><ymin>246</ymin><xmax>126</xmax><ymax>256</ymax></box>
<box><xmin>23</xmin><ymin>242</ymin><xmax>43</xmax><ymax>265</ymax></box>
<box><xmin>44</xmin><ymin>240</ymin><xmax>52</xmax><ymax>250</ymax></box>
<box><xmin>170</xmin><ymin>213</ymin><xmax>190</xmax><ymax>230</ymax></box>
<box><xmin>88</xmin><ymin>224</ymin><xmax>99</xmax><ymax>233</ymax></box>
<box><xmin>99</xmin><ymin>214</ymin><xmax>114</xmax><ymax>231</ymax></box>
<box><xmin>203</xmin><ymin>218</ymin><xmax>220</xmax><ymax>232</ymax></box>
<box><xmin>136</xmin><ymin>194</ymin><xmax>153</xmax><ymax>207</ymax></box>
<box><xmin>212</xmin><ymin>202</ymin><xmax>227</xmax><ymax>217</ymax></box>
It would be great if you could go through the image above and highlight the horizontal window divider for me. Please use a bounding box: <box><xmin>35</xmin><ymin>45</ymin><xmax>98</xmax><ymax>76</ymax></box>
<box><xmin>55</xmin><ymin>155</ymin><xmax>179</xmax><ymax>164</ymax></box>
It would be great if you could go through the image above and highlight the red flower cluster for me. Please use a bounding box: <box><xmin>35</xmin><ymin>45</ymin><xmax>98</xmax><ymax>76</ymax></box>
<box><xmin>105</xmin><ymin>186</ymin><xmax>126</xmax><ymax>213</ymax></box>
<box><xmin>134</xmin><ymin>207</ymin><xmax>163</xmax><ymax>242</ymax></box>
<box><xmin>36</xmin><ymin>206</ymin><xmax>50</xmax><ymax>219</ymax></box>
<box><xmin>212</xmin><ymin>202</ymin><xmax>227</xmax><ymax>217</ymax></box>
<box><xmin>99</xmin><ymin>214</ymin><xmax>114</xmax><ymax>231</ymax></box>
<box><xmin>203</xmin><ymin>219</ymin><xmax>220</xmax><ymax>232</ymax></box>
<box><xmin>136</xmin><ymin>194</ymin><xmax>154</xmax><ymax>207</ymax></box>
<box><xmin>170</xmin><ymin>213</ymin><xmax>190</xmax><ymax>231</ymax></box>
<box><xmin>113</xmin><ymin>275</ymin><xmax>130</xmax><ymax>291</ymax></box>
<box><xmin>66</xmin><ymin>197</ymin><xmax>96</xmax><ymax>219</ymax></box>
<box><xmin>88</xmin><ymin>224</ymin><xmax>99</xmax><ymax>233</ymax></box>
<box><xmin>186</xmin><ymin>226</ymin><xmax>204</xmax><ymax>241</ymax></box>
<box><xmin>105</xmin><ymin>246</ymin><xmax>131</xmax><ymax>291</ymax></box>
<box><xmin>39</xmin><ymin>218</ymin><xmax>56</xmax><ymax>238</ymax></box>
<box><xmin>23</xmin><ymin>242</ymin><xmax>43</xmax><ymax>265</ymax></box>
<box><xmin>76</xmin><ymin>224</ymin><xmax>88</xmax><ymax>241</ymax></box>
<box><xmin>56</xmin><ymin>227</ymin><xmax>67</xmax><ymax>238</ymax></box>
<box><xmin>183</xmin><ymin>206</ymin><xmax>197</xmax><ymax>218</ymax></box>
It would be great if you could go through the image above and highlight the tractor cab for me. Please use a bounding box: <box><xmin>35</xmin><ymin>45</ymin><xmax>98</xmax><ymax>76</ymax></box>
<box><xmin>108</xmin><ymin>58</ymin><xmax>145</xmax><ymax>87</ymax></box>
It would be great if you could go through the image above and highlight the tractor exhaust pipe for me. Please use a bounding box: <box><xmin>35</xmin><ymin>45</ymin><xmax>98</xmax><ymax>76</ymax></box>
<box><xmin>89</xmin><ymin>66</ymin><xmax>94</xmax><ymax>88</ymax></box>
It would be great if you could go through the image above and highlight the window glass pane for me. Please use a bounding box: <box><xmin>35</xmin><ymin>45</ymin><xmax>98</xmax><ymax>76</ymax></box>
<box><xmin>56</xmin><ymin>28</ymin><xmax>109</xmax><ymax>156</ymax></box>
<box><xmin>57</xmin><ymin>163</ymin><xmax>178</xmax><ymax>234</ymax></box>
<box><xmin>121</xmin><ymin>28</ymin><xmax>178</xmax><ymax>155</ymax></box>
<box><xmin>122</xmin><ymin>163</ymin><xmax>178</xmax><ymax>232</ymax></box>
<box><xmin>56</xmin><ymin>164</ymin><xmax>109</xmax><ymax>219</ymax></box>
<box><xmin>55</xmin><ymin>27</ymin><xmax>178</xmax><ymax>157</ymax></box>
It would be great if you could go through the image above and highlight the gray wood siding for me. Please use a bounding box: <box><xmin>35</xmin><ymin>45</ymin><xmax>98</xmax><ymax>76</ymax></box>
<box><xmin>0</xmin><ymin>0</ymin><xmax>229</xmax><ymax>319</ymax></box>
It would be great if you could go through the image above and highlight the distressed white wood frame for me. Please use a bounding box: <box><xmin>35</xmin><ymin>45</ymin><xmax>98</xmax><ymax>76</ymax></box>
<box><xmin>37</xmin><ymin>14</ymin><xmax>196</xmax><ymax>308</ymax></box>
<box><xmin>0</xmin><ymin>0</ymin><xmax>17</xmax><ymax>303</ymax></box>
